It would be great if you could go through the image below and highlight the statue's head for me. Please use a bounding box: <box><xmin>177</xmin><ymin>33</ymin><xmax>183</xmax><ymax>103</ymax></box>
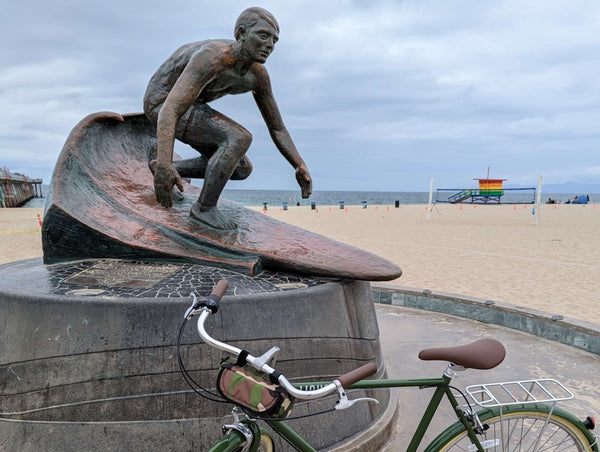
<box><xmin>234</xmin><ymin>7</ymin><xmax>279</xmax><ymax>64</ymax></box>
<box><xmin>234</xmin><ymin>7</ymin><xmax>279</xmax><ymax>41</ymax></box>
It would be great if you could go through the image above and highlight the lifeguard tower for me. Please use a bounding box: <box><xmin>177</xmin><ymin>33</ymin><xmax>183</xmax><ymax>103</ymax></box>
<box><xmin>471</xmin><ymin>176</ymin><xmax>506</xmax><ymax>204</ymax></box>
<box><xmin>444</xmin><ymin>168</ymin><xmax>513</xmax><ymax>204</ymax></box>
<box><xmin>436</xmin><ymin>169</ymin><xmax>536</xmax><ymax>205</ymax></box>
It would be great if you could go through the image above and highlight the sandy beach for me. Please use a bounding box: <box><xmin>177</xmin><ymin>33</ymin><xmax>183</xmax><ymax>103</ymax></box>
<box><xmin>0</xmin><ymin>208</ymin><xmax>44</xmax><ymax>266</ymax></box>
<box><xmin>1</xmin><ymin>202</ymin><xmax>599</xmax><ymax>325</ymax></box>
<box><xmin>257</xmin><ymin>202</ymin><xmax>600</xmax><ymax>325</ymax></box>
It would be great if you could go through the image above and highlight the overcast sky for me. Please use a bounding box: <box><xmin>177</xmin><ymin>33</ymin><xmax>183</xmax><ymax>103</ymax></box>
<box><xmin>1</xmin><ymin>0</ymin><xmax>599</xmax><ymax>192</ymax></box>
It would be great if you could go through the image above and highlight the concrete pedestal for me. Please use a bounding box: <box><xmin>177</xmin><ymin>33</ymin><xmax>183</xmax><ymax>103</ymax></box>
<box><xmin>0</xmin><ymin>258</ymin><xmax>394</xmax><ymax>451</ymax></box>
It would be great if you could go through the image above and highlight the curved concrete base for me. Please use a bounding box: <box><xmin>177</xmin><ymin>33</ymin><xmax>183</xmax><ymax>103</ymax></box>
<box><xmin>0</xmin><ymin>259</ymin><xmax>392</xmax><ymax>451</ymax></box>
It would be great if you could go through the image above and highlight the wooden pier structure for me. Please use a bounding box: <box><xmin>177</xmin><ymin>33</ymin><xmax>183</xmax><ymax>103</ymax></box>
<box><xmin>0</xmin><ymin>168</ymin><xmax>43</xmax><ymax>207</ymax></box>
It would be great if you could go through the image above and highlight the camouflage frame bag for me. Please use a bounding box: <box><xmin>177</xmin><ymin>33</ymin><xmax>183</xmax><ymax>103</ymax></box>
<box><xmin>217</xmin><ymin>357</ymin><xmax>294</xmax><ymax>418</ymax></box>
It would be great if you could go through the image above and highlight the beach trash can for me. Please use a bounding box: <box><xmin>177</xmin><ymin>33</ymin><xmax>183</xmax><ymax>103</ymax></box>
<box><xmin>395</xmin><ymin>200</ymin><xmax>400</xmax><ymax>208</ymax></box>
<box><xmin>282</xmin><ymin>202</ymin><xmax>288</xmax><ymax>211</ymax></box>
<box><xmin>339</xmin><ymin>201</ymin><xmax>345</xmax><ymax>210</ymax></box>
<box><xmin>311</xmin><ymin>202</ymin><xmax>316</xmax><ymax>210</ymax></box>
<box><xmin>361</xmin><ymin>201</ymin><xmax>367</xmax><ymax>209</ymax></box>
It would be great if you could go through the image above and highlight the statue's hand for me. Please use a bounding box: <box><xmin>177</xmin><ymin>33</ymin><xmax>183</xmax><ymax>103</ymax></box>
<box><xmin>154</xmin><ymin>163</ymin><xmax>184</xmax><ymax>208</ymax></box>
<box><xmin>295</xmin><ymin>164</ymin><xmax>312</xmax><ymax>199</ymax></box>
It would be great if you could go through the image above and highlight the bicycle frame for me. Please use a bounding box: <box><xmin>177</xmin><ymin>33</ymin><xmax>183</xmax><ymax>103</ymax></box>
<box><xmin>212</xmin><ymin>372</ymin><xmax>598</xmax><ymax>452</ymax></box>
<box><xmin>351</xmin><ymin>376</ymin><xmax>481</xmax><ymax>451</ymax></box>
<box><xmin>255</xmin><ymin>372</ymin><xmax>486</xmax><ymax>452</ymax></box>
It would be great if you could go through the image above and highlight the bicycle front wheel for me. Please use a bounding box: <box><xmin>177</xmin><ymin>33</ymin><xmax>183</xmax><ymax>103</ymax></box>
<box><xmin>231</xmin><ymin>434</ymin><xmax>274</xmax><ymax>452</ymax></box>
<box><xmin>210</xmin><ymin>431</ymin><xmax>274</xmax><ymax>452</ymax></box>
<box><xmin>426</xmin><ymin>404</ymin><xmax>597</xmax><ymax>451</ymax></box>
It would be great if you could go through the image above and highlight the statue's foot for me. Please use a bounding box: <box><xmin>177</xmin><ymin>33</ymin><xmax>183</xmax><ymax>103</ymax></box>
<box><xmin>190</xmin><ymin>203</ymin><xmax>237</xmax><ymax>230</ymax></box>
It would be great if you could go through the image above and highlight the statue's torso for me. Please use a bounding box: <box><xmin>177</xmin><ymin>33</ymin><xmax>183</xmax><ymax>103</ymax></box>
<box><xmin>145</xmin><ymin>40</ymin><xmax>258</xmax><ymax>106</ymax></box>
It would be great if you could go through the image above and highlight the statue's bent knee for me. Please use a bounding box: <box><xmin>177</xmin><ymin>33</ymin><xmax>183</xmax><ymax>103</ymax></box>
<box><xmin>234</xmin><ymin>127</ymin><xmax>252</xmax><ymax>151</ymax></box>
<box><xmin>232</xmin><ymin>156</ymin><xmax>253</xmax><ymax>180</ymax></box>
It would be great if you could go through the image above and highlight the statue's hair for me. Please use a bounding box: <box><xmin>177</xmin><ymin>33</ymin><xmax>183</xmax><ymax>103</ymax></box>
<box><xmin>234</xmin><ymin>7</ymin><xmax>279</xmax><ymax>40</ymax></box>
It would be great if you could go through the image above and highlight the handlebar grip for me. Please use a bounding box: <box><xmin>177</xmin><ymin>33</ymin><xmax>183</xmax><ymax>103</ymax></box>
<box><xmin>336</xmin><ymin>363</ymin><xmax>378</xmax><ymax>388</ymax></box>
<box><xmin>211</xmin><ymin>279</ymin><xmax>229</xmax><ymax>300</ymax></box>
<box><xmin>197</xmin><ymin>280</ymin><xmax>229</xmax><ymax>314</ymax></box>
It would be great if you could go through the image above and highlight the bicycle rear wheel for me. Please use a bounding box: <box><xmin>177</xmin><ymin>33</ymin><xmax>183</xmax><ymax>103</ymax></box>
<box><xmin>426</xmin><ymin>404</ymin><xmax>597</xmax><ymax>451</ymax></box>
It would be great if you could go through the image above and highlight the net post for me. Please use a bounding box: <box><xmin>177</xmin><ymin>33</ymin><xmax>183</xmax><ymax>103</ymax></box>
<box><xmin>427</xmin><ymin>178</ymin><xmax>434</xmax><ymax>220</ymax></box>
<box><xmin>536</xmin><ymin>175</ymin><xmax>542</xmax><ymax>226</ymax></box>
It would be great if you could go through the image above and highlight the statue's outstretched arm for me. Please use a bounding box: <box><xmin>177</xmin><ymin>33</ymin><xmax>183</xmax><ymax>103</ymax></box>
<box><xmin>252</xmin><ymin>67</ymin><xmax>312</xmax><ymax>198</ymax></box>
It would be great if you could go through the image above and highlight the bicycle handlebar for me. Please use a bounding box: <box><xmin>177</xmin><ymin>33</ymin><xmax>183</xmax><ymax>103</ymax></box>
<box><xmin>211</xmin><ymin>279</ymin><xmax>229</xmax><ymax>301</ymax></box>
<box><xmin>186</xmin><ymin>279</ymin><xmax>229</xmax><ymax>315</ymax></box>
<box><xmin>338</xmin><ymin>363</ymin><xmax>378</xmax><ymax>388</ymax></box>
<box><xmin>190</xmin><ymin>280</ymin><xmax>378</xmax><ymax>400</ymax></box>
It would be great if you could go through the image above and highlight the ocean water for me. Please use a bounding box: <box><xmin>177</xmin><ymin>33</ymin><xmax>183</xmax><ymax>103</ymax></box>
<box><xmin>22</xmin><ymin>187</ymin><xmax>592</xmax><ymax>208</ymax></box>
<box><xmin>224</xmin><ymin>190</ymin><xmax>594</xmax><ymax>206</ymax></box>
<box><xmin>221</xmin><ymin>189</ymin><xmax>429</xmax><ymax>207</ymax></box>
<box><xmin>222</xmin><ymin>189</ymin><xmax>595</xmax><ymax>206</ymax></box>
<box><xmin>23</xmin><ymin>188</ymin><xmax>428</xmax><ymax>208</ymax></box>
<box><xmin>22</xmin><ymin>197</ymin><xmax>46</xmax><ymax>208</ymax></box>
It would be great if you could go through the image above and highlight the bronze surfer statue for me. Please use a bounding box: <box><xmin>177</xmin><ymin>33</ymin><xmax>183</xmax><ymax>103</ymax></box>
<box><xmin>144</xmin><ymin>7</ymin><xmax>312</xmax><ymax>229</ymax></box>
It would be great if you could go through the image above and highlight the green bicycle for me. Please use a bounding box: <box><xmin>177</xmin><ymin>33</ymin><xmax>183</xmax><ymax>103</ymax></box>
<box><xmin>179</xmin><ymin>280</ymin><xmax>597</xmax><ymax>451</ymax></box>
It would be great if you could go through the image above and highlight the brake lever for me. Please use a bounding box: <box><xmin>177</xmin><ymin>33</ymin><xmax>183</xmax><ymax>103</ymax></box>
<box><xmin>333</xmin><ymin>381</ymin><xmax>379</xmax><ymax>411</ymax></box>
<box><xmin>184</xmin><ymin>293</ymin><xmax>201</xmax><ymax>320</ymax></box>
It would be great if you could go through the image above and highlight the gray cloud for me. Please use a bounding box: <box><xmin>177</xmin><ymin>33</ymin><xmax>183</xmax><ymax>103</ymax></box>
<box><xmin>1</xmin><ymin>0</ymin><xmax>599</xmax><ymax>191</ymax></box>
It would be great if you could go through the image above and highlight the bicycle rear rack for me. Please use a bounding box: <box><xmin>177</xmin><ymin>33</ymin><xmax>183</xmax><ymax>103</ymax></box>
<box><xmin>464</xmin><ymin>379</ymin><xmax>574</xmax><ymax>408</ymax></box>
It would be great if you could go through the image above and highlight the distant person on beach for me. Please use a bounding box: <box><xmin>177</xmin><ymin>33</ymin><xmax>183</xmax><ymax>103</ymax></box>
<box><xmin>144</xmin><ymin>7</ymin><xmax>312</xmax><ymax>229</ymax></box>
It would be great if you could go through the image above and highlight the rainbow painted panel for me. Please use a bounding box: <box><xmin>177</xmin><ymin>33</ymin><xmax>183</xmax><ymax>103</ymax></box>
<box><xmin>475</xmin><ymin>178</ymin><xmax>505</xmax><ymax>196</ymax></box>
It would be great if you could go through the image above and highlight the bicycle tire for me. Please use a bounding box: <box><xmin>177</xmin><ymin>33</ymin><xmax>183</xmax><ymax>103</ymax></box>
<box><xmin>231</xmin><ymin>434</ymin><xmax>274</xmax><ymax>452</ymax></box>
<box><xmin>425</xmin><ymin>404</ymin><xmax>597</xmax><ymax>451</ymax></box>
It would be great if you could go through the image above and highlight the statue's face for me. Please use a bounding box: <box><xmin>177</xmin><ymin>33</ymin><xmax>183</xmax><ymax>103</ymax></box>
<box><xmin>241</xmin><ymin>18</ymin><xmax>279</xmax><ymax>63</ymax></box>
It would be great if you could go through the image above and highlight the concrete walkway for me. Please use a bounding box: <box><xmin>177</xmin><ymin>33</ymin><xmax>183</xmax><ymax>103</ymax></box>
<box><xmin>375</xmin><ymin>304</ymin><xmax>600</xmax><ymax>451</ymax></box>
